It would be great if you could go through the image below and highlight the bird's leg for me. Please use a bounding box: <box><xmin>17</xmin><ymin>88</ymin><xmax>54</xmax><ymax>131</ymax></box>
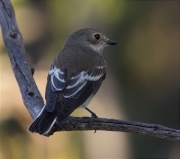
<box><xmin>85</xmin><ymin>107</ymin><xmax>98</xmax><ymax>119</ymax></box>
<box><xmin>85</xmin><ymin>107</ymin><xmax>98</xmax><ymax>132</ymax></box>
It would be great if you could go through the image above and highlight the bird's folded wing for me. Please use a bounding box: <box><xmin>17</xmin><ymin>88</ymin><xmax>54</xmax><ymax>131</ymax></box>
<box><xmin>64</xmin><ymin>66</ymin><xmax>106</xmax><ymax>98</ymax></box>
<box><xmin>56</xmin><ymin>66</ymin><xmax>106</xmax><ymax>121</ymax></box>
<box><xmin>45</xmin><ymin>67</ymin><xmax>67</xmax><ymax>112</ymax></box>
<box><xmin>45</xmin><ymin>65</ymin><xmax>106</xmax><ymax>119</ymax></box>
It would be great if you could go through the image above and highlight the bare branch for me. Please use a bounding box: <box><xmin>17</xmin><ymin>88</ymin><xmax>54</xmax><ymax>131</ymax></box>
<box><xmin>0</xmin><ymin>0</ymin><xmax>44</xmax><ymax>119</ymax></box>
<box><xmin>51</xmin><ymin>117</ymin><xmax>180</xmax><ymax>141</ymax></box>
<box><xmin>0</xmin><ymin>0</ymin><xmax>179</xmax><ymax>141</ymax></box>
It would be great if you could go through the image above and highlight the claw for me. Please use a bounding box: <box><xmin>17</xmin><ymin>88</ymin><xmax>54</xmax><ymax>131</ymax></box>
<box><xmin>85</xmin><ymin>107</ymin><xmax>98</xmax><ymax>128</ymax></box>
<box><xmin>88</xmin><ymin>113</ymin><xmax>98</xmax><ymax>127</ymax></box>
<box><xmin>91</xmin><ymin>112</ymin><xmax>98</xmax><ymax>119</ymax></box>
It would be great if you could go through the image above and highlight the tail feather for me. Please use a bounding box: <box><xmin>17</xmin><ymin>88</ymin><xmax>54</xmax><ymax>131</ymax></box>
<box><xmin>28</xmin><ymin>106</ymin><xmax>58</xmax><ymax>135</ymax></box>
<box><xmin>38</xmin><ymin>111</ymin><xmax>57</xmax><ymax>134</ymax></box>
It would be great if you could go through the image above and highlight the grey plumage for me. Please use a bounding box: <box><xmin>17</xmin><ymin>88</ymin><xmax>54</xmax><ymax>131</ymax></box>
<box><xmin>28</xmin><ymin>28</ymin><xmax>117</xmax><ymax>135</ymax></box>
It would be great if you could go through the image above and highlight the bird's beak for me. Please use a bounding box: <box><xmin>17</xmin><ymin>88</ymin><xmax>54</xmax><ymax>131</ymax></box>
<box><xmin>106</xmin><ymin>39</ymin><xmax>118</xmax><ymax>45</ymax></box>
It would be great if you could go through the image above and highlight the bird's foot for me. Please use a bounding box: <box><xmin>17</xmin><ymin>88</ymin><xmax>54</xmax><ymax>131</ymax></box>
<box><xmin>85</xmin><ymin>107</ymin><xmax>98</xmax><ymax>131</ymax></box>
<box><xmin>91</xmin><ymin>112</ymin><xmax>98</xmax><ymax>119</ymax></box>
<box><xmin>88</xmin><ymin>113</ymin><xmax>98</xmax><ymax>128</ymax></box>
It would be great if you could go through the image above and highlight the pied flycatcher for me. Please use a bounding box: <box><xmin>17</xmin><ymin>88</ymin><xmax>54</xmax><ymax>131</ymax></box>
<box><xmin>28</xmin><ymin>28</ymin><xmax>117</xmax><ymax>135</ymax></box>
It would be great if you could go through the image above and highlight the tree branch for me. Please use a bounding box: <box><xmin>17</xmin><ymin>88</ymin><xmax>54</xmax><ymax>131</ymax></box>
<box><xmin>52</xmin><ymin>117</ymin><xmax>180</xmax><ymax>141</ymax></box>
<box><xmin>0</xmin><ymin>0</ymin><xmax>179</xmax><ymax>141</ymax></box>
<box><xmin>0</xmin><ymin>0</ymin><xmax>44</xmax><ymax>119</ymax></box>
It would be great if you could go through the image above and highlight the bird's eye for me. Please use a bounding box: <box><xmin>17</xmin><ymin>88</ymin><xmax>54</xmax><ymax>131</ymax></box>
<box><xmin>94</xmin><ymin>34</ymin><xmax>100</xmax><ymax>40</ymax></box>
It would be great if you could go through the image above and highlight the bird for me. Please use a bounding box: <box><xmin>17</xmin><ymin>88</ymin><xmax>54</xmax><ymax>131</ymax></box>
<box><xmin>28</xmin><ymin>28</ymin><xmax>117</xmax><ymax>135</ymax></box>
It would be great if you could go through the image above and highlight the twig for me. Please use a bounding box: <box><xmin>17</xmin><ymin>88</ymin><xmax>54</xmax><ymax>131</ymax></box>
<box><xmin>0</xmin><ymin>0</ymin><xmax>179</xmax><ymax>141</ymax></box>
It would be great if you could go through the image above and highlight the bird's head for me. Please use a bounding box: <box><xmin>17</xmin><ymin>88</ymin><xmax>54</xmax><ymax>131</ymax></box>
<box><xmin>65</xmin><ymin>28</ymin><xmax>117</xmax><ymax>53</ymax></box>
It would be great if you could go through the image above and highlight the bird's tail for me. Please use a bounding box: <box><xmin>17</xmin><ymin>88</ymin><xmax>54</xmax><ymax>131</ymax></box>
<box><xmin>28</xmin><ymin>106</ymin><xmax>58</xmax><ymax>136</ymax></box>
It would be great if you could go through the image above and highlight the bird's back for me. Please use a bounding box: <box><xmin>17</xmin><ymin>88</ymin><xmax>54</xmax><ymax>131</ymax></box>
<box><xmin>55</xmin><ymin>44</ymin><xmax>106</xmax><ymax>72</ymax></box>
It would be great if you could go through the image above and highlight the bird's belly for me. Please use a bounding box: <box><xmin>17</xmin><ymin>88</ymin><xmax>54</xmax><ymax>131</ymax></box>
<box><xmin>80</xmin><ymin>94</ymin><xmax>94</xmax><ymax>108</ymax></box>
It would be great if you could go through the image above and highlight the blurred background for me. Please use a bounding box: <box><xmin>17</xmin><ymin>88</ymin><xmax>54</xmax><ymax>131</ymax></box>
<box><xmin>0</xmin><ymin>0</ymin><xmax>179</xmax><ymax>158</ymax></box>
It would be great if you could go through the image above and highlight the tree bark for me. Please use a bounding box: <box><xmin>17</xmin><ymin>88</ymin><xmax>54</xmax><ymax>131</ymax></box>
<box><xmin>0</xmin><ymin>0</ymin><xmax>179</xmax><ymax>141</ymax></box>
<box><xmin>0</xmin><ymin>0</ymin><xmax>44</xmax><ymax>119</ymax></box>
